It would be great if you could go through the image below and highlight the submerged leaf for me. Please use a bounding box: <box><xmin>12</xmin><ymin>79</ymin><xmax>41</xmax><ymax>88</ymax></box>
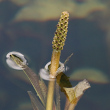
<box><xmin>6</xmin><ymin>52</ymin><xmax>46</xmax><ymax>106</ymax></box>
<box><xmin>56</xmin><ymin>82</ymin><xmax>61</xmax><ymax>110</ymax></box>
<box><xmin>23</xmin><ymin>66</ymin><xmax>46</xmax><ymax>106</ymax></box>
<box><xmin>56</xmin><ymin>72</ymin><xmax>72</xmax><ymax>92</ymax></box>
<box><xmin>39</xmin><ymin>79</ymin><xmax>47</xmax><ymax>103</ymax></box>
<box><xmin>28</xmin><ymin>91</ymin><xmax>45</xmax><ymax>110</ymax></box>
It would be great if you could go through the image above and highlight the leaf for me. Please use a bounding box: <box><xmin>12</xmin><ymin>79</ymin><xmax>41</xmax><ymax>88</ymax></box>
<box><xmin>27</xmin><ymin>91</ymin><xmax>45</xmax><ymax>110</ymax></box>
<box><xmin>23</xmin><ymin>65</ymin><xmax>46</xmax><ymax>106</ymax></box>
<box><xmin>10</xmin><ymin>54</ymin><xmax>46</xmax><ymax>106</ymax></box>
<box><xmin>39</xmin><ymin>78</ymin><xmax>47</xmax><ymax>103</ymax></box>
<box><xmin>63</xmin><ymin>79</ymin><xmax>90</xmax><ymax>110</ymax></box>
<box><xmin>64</xmin><ymin>79</ymin><xmax>90</xmax><ymax>103</ymax></box>
<box><xmin>56</xmin><ymin>72</ymin><xmax>72</xmax><ymax>92</ymax></box>
<box><xmin>70</xmin><ymin>68</ymin><xmax>109</xmax><ymax>84</ymax></box>
<box><xmin>56</xmin><ymin>82</ymin><xmax>61</xmax><ymax>110</ymax></box>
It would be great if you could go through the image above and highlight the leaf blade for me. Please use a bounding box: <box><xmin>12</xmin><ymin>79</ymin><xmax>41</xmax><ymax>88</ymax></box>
<box><xmin>28</xmin><ymin>91</ymin><xmax>45</xmax><ymax>110</ymax></box>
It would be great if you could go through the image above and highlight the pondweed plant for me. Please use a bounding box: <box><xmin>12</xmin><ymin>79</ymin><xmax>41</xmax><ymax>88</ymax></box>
<box><xmin>6</xmin><ymin>11</ymin><xmax>90</xmax><ymax>110</ymax></box>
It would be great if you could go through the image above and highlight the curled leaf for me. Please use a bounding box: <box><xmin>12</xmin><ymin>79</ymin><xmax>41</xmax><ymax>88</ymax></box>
<box><xmin>64</xmin><ymin>79</ymin><xmax>90</xmax><ymax>103</ymax></box>
<box><xmin>64</xmin><ymin>79</ymin><xmax>90</xmax><ymax>110</ymax></box>
<box><xmin>6</xmin><ymin>51</ymin><xmax>27</xmax><ymax>70</ymax></box>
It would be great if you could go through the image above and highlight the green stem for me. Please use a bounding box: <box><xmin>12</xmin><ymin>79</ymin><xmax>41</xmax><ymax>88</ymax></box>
<box><xmin>46</xmin><ymin>50</ymin><xmax>61</xmax><ymax>110</ymax></box>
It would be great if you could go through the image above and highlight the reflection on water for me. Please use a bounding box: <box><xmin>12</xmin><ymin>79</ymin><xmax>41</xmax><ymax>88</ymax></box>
<box><xmin>0</xmin><ymin>0</ymin><xmax>110</xmax><ymax>110</ymax></box>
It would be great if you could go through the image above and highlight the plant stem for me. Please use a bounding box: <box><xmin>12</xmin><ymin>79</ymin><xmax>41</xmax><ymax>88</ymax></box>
<box><xmin>50</xmin><ymin>50</ymin><xmax>61</xmax><ymax>76</ymax></box>
<box><xmin>46</xmin><ymin>50</ymin><xmax>61</xmax><ymax>110</ymax></box>
<box><xmin>46</xmin><ymin>80</ymin><xmax>55</xmax><ymax>110</ymax></box>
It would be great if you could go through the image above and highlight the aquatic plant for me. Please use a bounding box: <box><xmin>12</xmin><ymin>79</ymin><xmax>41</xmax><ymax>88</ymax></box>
<box><xmin>6</xmin><ymin>11</ymin><xmax>90</xmax><ymax>110</ymax></box>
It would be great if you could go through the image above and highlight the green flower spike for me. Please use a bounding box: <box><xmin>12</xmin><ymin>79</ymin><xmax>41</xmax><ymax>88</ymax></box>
<box><xmin>52</xmin><ymin>11</ymin><xmax>69</xmax><ymax>50</ymax></box>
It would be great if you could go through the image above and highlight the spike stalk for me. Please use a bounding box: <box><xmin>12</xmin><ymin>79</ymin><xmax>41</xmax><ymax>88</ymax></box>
<box><xmin>46</xmin><ymin>11</ymin><xmax>69</xmax><ymax>110</ymax></box>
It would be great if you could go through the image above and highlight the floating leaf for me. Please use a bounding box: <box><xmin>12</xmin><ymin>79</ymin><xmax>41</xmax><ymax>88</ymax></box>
<box><xmin>12</xmin><ymin>0</ymin><xmax>106</xmax><ymax>22</ymax></box>
<box><xmin>70</xmin><ymin>68</ymin><xmax>109</xmax><ymax>84</ymax></box>
<box><xmin>10</xmin><ymin>0</ymin><xmax>31</xmax><ymax>6</ymax></box>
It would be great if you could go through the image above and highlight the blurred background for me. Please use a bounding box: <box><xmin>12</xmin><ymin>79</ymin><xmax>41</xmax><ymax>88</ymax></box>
<box><xmin>0</xmin><ymin>0</ymin><xmax>110</xmax><ymax>110</ymax></box>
